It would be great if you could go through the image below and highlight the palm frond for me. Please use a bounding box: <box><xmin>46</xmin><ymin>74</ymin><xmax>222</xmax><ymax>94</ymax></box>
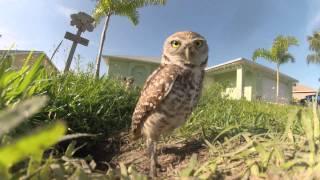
<box><xmin>308</xmin><ymin>31</ymin><xmax>320</xmax><ymax>52</ymax></box>
<box><xmin>114</xmin><ymin>9</ymin><xmax>139</xmax><ymax>25</ymax></box>
<box><xmin>273</xmin><ymin>35</ymin><xmax>298</xmax><ymax>52</ymax></box>
<box><xmin>252</xmin><ymin>48</ymin><xmax>273</xmax><ymax>62</ymax></box>
<box><xmin>285</xmin><ymin>36</ymin><xmax>299</xmax><ymax>46</ymax></box>
<box><xmin>134</xmin><ymin>0</ymin><xmax>166</xmax><ymax>7</ymax></box>
<box><xmin>92</xmin><ymin>0</ymin><xmax>113</xmax><ymax>23</ymax></box>
<box><xmin>307</xmin><ymin>53</ymin><xmax>320</xmax><ymax>64</ymax></box>
<box><xmin>93</xmin><ymin>0</ymin><xmax>166</xmax><ymax>25</ymax></box>
<box><xmin>306</xmin><ymin>31</ymin><xmax>320</xmax><ymax>64</ymax></box>
<box><xmin>279</xmin><ymin>52</ymin><xmax>295</xmax><ymax>64</ymax></box>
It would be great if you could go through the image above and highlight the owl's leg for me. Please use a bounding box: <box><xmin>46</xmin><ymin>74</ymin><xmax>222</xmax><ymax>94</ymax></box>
<box><xmin>147</xmin><ymin>138</ymin><xmax>157</xmax><ymax>178</ymax></box>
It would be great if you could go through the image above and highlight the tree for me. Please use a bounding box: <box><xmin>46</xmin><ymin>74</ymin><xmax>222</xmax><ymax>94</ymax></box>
<box><xmin>252</xmin><ymin>35</ymin><xmax>299</xmax><ymax>103</ymax></box>
<box><xmin>307</xmin><ymin>31</ymin><xmax>320</xmax><ymax>64</ymax></box>
<box><xmin>93</xmin><ymin>0</ymin><xmax>166</xmax><ymax>78</ymax></box>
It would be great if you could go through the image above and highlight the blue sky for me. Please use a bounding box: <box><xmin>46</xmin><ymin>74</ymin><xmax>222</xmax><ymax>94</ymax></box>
<box><xmin>0</xmin><ymin>0</ymin><xmax>320</xmax><ymax>88</ymax></box>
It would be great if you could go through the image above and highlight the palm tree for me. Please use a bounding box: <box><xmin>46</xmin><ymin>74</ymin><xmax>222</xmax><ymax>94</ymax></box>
<box><xmin>307</xmin><ymin>32</ymin><xmax>320</xmax><ymax>108</ymax></box>
<box><xmin>93</xmin><ymin>0</ymin><xmax>166</xmax><ymax>78</ymax></box>
<box><xmin>252</xmin><ymin>35</ymin><xmax>299</xmax><ymax>103</ymax></box>
<box><xmin>307</xmin><ymin>31</ymin><xmax>320</xmax><ymax>64</ymax></box>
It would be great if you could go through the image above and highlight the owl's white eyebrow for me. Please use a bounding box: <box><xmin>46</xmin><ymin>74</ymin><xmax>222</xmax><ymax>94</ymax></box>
<box><xmin>193</xmin><ymin>38</ymin><xmax>206</xmax><ymax>41</ymax></box>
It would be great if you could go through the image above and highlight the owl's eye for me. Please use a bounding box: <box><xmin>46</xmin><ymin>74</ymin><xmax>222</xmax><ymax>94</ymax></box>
<box><xmin>171</xmin><ymin>40</ymin><xmax>181</xmax><ymax>48</ymax></box>
<box><xmin>195</xmin><ymin>40</ymin><xmax>203</xmax><ymax>48</ymax></box>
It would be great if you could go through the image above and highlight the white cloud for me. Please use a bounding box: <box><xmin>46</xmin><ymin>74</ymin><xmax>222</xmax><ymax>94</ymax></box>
<box><xmin>308</xmin><ymin>12</ymin><xmax>320</xmax><ymax>33</ymax></box>
<box><xmin>56</xmin><ymin>4</ymin><xmax>78</xmax><ymax>20</ymax></box>
<box><xmin>307</xmin><ymin>0</ymin><xmax>320</xmax><ymax>33</ymax></box>
<box><xmin>0</xmin><ymin>27</ymin><xmax>30</xmax><ymax>49</ymax></box>
<box><xmin>0</xmin><ymin>0</ymin><xmax>28</xmax><ymax>6</ymax></box>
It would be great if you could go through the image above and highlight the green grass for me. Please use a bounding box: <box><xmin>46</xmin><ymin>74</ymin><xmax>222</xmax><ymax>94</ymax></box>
<box><xmin>0</xmin><ymin>52</ymin><xmax>67</xmax><ymax>179</ymax></box>
<box><xmin>179</xmin><ymin>105</ymin><xmax>320</xmax><ymax>179</ymax></box>
<box><xmin>178</xmin><ymin>83</ymin><xmax>301</xmax><ymax>140</ymax></box>
<box><xmin>34</xmin><ymin>72</ymin><xmax>139</xmax><ymax>135</ymax></box>
<box><xmin>0</xmin><ymin>51</ymin><xmax>49</xmax><ymax>108</ymax></box>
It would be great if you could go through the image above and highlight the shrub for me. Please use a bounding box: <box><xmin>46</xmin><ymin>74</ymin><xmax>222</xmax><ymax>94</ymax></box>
<box><xmin>33</xmin><ymin>72</ymin><xmax>140</xmax><ymax>136</ymax></box>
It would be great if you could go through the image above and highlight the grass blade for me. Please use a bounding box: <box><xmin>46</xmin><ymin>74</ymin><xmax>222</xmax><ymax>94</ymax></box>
<box><xmin>0</xmin><ymin>121</ymin><xmax>66</xmax><ymax>169</ymax></box>
<box><xmin>11</xmin><ymin>53</ymin><xmax>45</xmax><ymax>97</ymax></box>
<box><xmin>180</xmin><ymin>153</ymin><xmax>198</xmax><ymax>177</ymax></box>
<box><xmin>312</xmin><ymin>94</ymin><xmax>320</xmax><ymax>141</ymax></box>
<box><xmin>0</xmin><ymin>96</ymin><xmax>48</xmax><ymax>136</ymax></box>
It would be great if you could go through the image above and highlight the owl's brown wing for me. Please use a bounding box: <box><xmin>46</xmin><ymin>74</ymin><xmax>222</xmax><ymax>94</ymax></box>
<box><xmin>131</xmin><ymin>64</ymin><xmax>183</xmax><ymax>140</ymax></box>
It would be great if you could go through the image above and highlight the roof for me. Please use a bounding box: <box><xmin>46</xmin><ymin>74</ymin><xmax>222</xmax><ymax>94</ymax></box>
<box><xmin>293</xmin><ymin>84</ymin><xmax>316</xmax><ymax>93</ymax></box>
<box><xmin>0</xmin><ymin>50</ymin><xmax>58</xmax><ymax>71</ymax></box>
<box><xmin>206</xmin><ymin>57</ymin><xmax>298</xmax><ymax>82</ymax></box>
<box><xmin>103</xmin><ymin>55</ymin><xmax>161</xmax><ymax>65</ymax></box>
<box><xmin>0</xmin><ymin>50</ymin><xmax>44</xmax><ymax>55</ymax></box>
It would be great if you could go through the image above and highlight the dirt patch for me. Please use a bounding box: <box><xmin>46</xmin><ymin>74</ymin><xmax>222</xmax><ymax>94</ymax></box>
<box><xmin>68</xmin><ymin>132</ymin><xmax>211</xmax><ymax>178</ymax></box>
<box><xmin>68</xmin><ymin>132</ymin><xmax>248</xmax><ymax>179</ymax></box>
<box><xmin>111</xmin><ymin>137</ymin><xmax>209</xmax><ymax>178</ymax></box>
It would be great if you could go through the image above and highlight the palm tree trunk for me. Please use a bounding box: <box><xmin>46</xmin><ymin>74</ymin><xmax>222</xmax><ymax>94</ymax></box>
<box><xmin>95</xmin><ymin>13</ymin><xmax>111</xmax><ymax>79</ymax></box>
<box><xmin>276</xmin><ymin>64</ymin><xmax>280</xmax><ymax>103</ymax></box>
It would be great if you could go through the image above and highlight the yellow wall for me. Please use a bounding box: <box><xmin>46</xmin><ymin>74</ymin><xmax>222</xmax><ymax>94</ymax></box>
<box><xmin>210</xmin><ymin>71</ymin><xmax>238</xmax><ymax>99</ymax></box>
<box><xmin>206</xmin><ymin>66</ymin><xmax>293</xmax><ymax>103</ymax></box>
<box><xmin>243</xmin><ymin>70</ymin><xmax>253</xmax><ymax>101</ymax></box>
<box><xmin>108</xmin><ymin>59</ymin><xmax>159</xmax><ymax>86</ymax></box>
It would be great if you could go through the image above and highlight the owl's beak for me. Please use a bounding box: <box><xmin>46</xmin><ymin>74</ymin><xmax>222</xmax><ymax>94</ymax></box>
<box><xmin>185</xmin><ymin>47</ymin><xmax>191</xmax><ymax>62</ymax></box>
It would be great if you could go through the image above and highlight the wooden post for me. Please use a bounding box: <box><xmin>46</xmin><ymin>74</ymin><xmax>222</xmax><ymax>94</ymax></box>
<box><xmin>64</xmin><ymin>30</ymin><xmax>82</xmax><ymax>73</ymax></box>
<box><xmin>63</xmin><ymin>12</ymin><xmax>94</xmax><ymax>73</ymax></box>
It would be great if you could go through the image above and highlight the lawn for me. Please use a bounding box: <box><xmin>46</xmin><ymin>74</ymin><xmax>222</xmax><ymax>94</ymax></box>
<box><xmin>1</xmin><ymin>53</ymin><xmax>320</xmax><ymax>179</ymax></box>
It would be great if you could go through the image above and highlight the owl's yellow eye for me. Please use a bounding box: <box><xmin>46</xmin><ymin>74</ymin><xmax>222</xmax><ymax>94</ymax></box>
<box><xmin>171</xmin><ymin>40</ymin><xmax>181</xmax><ymax>48</ymax></box>
<box><xmin>195</xmin><ymin>40</ymin><xmax>203</xmax><ymax>48</ymax></box>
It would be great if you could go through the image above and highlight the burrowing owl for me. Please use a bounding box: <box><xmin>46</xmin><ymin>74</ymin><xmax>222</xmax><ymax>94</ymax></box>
<box><xmin>123</xmin><ymin>76</ymin><xmax>134</xmax><ymax>91</ymax></box>
<box><xmin>131</xmin><ymin>31</ymin><xmax>209</xmax><ymax>177</ymax></box>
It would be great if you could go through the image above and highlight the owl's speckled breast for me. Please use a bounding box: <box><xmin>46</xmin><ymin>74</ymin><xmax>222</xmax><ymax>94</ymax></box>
<box><xmin>162</xmin><ymin>68</ymin><xmax>204</xmax><ymax>123</ymax></box>
<box><xmin>142</xmin><ymin>67</ymin><xmax>204</xmax><ymax>140</ymax></box>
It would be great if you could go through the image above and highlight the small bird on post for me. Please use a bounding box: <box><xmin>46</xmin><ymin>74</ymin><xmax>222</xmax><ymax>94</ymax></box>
<box><xmin>131</xmin><ymin>31</ymin><xmax>209</xmax><ymax>178</ymax></box>
<box><xmin>123</xmin><ymin>77</ymin><xmax>135</xmax><ymax>91</ymax></box>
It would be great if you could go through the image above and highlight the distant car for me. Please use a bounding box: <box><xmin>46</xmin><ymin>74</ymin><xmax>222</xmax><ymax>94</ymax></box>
<box><xmin>300</xmin><ymin>94</ymin><xmax>320</xmax><ymax>106</ymax></box>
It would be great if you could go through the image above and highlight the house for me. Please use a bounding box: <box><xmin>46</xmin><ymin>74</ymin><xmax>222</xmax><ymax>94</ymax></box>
<box><xmin>0</xmin><ymin>50</ymin><xmax>58</xmax><ymax>73</ymax></box>
<box><xmin>104</xmin><ymin>56</ymin><xmax>298</xmax><ymax>104</ymax></box>
<box><xmin>292</xmin><ymin>84</ymin><xmax>316</xmax><ymax>102</ymax></box>
<box><xmin>103</xmin><ymin>55</ymin><xmax>159</xmax><ymax>86</ymax></box>
<box><xmin>205</xmin><ymin>58</ymin><xmax>298</xmax><ymax>103</ymax></box>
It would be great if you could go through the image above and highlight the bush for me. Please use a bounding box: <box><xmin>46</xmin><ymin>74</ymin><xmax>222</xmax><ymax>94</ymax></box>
<box><xmin>33</xmin><ymin>72</ymin><xmax>140</xmax><ymax>136</ymax></box>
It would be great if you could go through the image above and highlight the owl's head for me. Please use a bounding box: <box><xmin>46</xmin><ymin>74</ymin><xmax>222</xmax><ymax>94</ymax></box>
<box><xmin>162</xmin><ymin>31</ymin><xmax>209</xmax><ymax>68</ymax></box>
